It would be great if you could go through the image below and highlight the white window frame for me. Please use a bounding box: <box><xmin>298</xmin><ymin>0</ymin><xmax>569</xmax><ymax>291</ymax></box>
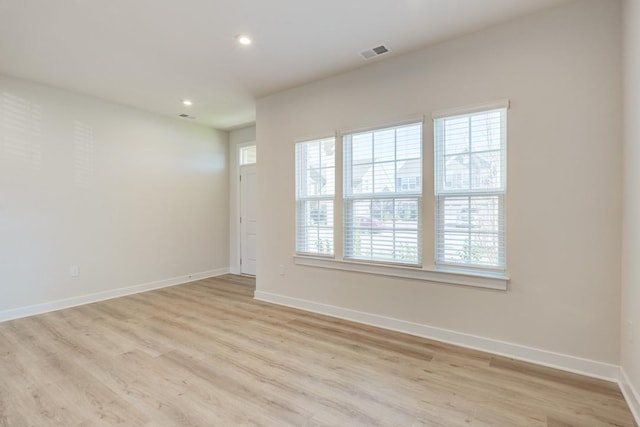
<box><xmin>433</xmin><ymin>100</ymin><xmax>508</xmax><ymax>272</ymax></box>
<box><xmin>295</xmin><ymin>137</ymin><xmax>336</xmax><ymax>257</ymax></box>
<box><xmin>292</xmin><ymin>107</ymin><xmax>510</xmax><ymax>290</ymax></box>
<box><xmin>343</xmin><ymin>122</ymin><xmax>423</xmax><ymax>266</ymax></box>
<box><xmin>239</xmin><ymin>144</ymin><xmax>257</xmax><ymax>165</ymax></box>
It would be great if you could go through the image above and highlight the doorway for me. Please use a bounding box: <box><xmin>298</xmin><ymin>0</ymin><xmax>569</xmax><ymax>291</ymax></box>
<box><xmin>239</xmin><ymin>151</ymin><xmax>257</xmax><ymax>275</ymax></box>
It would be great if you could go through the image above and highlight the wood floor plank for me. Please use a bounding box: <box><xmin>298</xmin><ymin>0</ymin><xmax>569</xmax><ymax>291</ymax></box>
<box><xmin>0</xmin><ymin>275</ymin><xmax>636</xmax><ymax>427</ymax></box>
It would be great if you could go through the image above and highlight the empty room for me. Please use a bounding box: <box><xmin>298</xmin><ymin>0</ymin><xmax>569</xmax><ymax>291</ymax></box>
<box><xmin>1</xmin><ymin>0</ymin><xmax>639</xmax><ymax>425</ymax></box>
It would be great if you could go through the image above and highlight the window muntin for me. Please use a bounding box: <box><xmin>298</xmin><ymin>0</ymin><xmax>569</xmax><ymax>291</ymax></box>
<box><xmin>295</xmin><ymin>137</ymin><xmax>336</xmax><ymax>255</ymax></box>
<box><xmin>435</xmin><ymin>108</ymin><xmax>506</xmax><ymax>269</ymax></box>
<box><xmin>344</xmin><ymin>122</ymin><xmax>422</xmax><ymax>265</ymax></box>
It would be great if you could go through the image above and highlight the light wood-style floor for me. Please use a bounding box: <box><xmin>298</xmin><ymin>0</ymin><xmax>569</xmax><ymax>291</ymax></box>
<box><xmin>0</xmin><ymin>275</ymin><xmax>636</xmax><ymax>427</ymax></box>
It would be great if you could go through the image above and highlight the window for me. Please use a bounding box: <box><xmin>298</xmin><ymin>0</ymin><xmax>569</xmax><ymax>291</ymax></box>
<box><xmin>434</xmin><ymin>106</ymin><xmax>507</xmax><ymax>270</ymax></box>
<box><xmin>295</xmin><ymin>137</ymin><xmax>336</xmax><ymax>255</ymax></box>
<box><xmin>293</xmin><ymin>103</ymin><xmax>509</xmax><ymax>289</ymax></box>
<box><xmin>240</xmin><ymin>145</ymin><xmax>257</xmax><ymax>165</ymax></box>
<box><xmin>343</xmin><ymin>123</ymin><xmax>422</xmax><ymax>265</ymax></box>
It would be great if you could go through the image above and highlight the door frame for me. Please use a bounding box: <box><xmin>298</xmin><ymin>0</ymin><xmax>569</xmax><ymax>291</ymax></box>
<box><xmin>239</xmin><ymin>163</ymin><xmax>257</xmax><ymax>275</ymax></box>
<box><xmin>230</xmin><ymin>141</ymin><xmax>256</xmax><ymax>274</ymax></box>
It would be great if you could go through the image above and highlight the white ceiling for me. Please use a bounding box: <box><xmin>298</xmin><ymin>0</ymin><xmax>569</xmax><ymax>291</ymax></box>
<box><xmin>0</xmin><ymin>0</ymin><xmax>573</xmax><ymax>130</ymax></box>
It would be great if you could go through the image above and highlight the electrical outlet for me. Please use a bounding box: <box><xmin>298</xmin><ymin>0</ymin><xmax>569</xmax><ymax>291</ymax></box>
<box><xmin>628</xmin><ymin>321</ymin><xmax>634</xmax><ymax>344</ymax></box>
<box><xmin>278</xmin><ymin>264</ymin><xmax>285</xmax><ymax>276</ymax></box>
<box><xmin>70</xmin><ymin>265</ymin><xmax>79</xmax><ymax>278</ymax></box>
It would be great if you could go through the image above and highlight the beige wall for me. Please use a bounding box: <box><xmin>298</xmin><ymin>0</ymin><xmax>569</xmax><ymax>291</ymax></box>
<box><xmin>0</xmin><ymin>74</ymin><xmax>229</xmax><ymax>314</ymax></box>
<box><xmin>229</xmin><ymin>125</ymin><xmax>256</xmax><ymax>273</ymax></box>
<box><xmin>622</xmin><ymin>0</ymin><xmax>640</xmax><ymax>408</ymax></box>
<box><xmin>256</xmin><ymin>0</ymin><xmax>622</xmax><ymax>364</ymax></box>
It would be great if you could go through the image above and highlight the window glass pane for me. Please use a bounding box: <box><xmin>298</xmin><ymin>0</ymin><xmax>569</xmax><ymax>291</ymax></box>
<box><xmin>240</xmin><ymin>145</ymin><xmax>257</xmax><ymax>165</ymax></box>
<box><xmin>470</xmin><ymin>111</ymin><xmax>502</xmax><ymax>152</ymax></box>
<box><xmin>317</xmin><ymin>227</ymin><xmax>334</xmax><ymax>254</ymax></box>
<box><xmin>441</xmin><ymin>196</ymin><xmax>469</xmax><ymax>230</ymax></box>
<box><xmin>396</xmin><ymin>124</ymin><xmax>421</xmax><ymax>160</ymax></box>
<box><xmin>352</xmin><ymin>199</ymin><xmax>373</xmax><ymax>226</ymax></box>
<box><xmin>435</xmin><ymin>107</ymin><xmax>506</xmax><ymax>269</ymax></box>
<box><xmin>343</xmin><ymin>122</ymin><xmax>422</xmax><ymax>265</ymax></box>
<box><xmin>373</xmin><ymin>162</ymin><xmax>396</xmax><ymax>193</ymax></box>
<box><xmin>394</xmin><ymin>230</ymin><xmax>420</xmax><ymax>264</ymax></box>
<box><xmin>304</xmin><ymin>166</ymin><xmax>334</xmax><ymax>196</ymax></box>
<box><xmin>440</xmin><ymin>230</ymin><xmax>500</xmax><ymax>267</ymax></box>
<box><xmin>470</xmin><ymin>151</ymin><xmax>501</xmax><ymax>190</ymax></box>
<box><xmin>306</xmin><ymin>200</ymin><xmax>332</xmax><ymax>226</ymax></box>
<box><xmin>320</xmin><ymin>167</ymin><xmax>335</xmax><ymax>196</ymax></box>
<box><xmin>440</xmin><ymin>231</ymin><xmax>468</xmax><ymax>263</ymax></box>
<box><xmin>295</xmin><ymin>137</ymin><xmax>335</xmax><ymax>255</ymax></box>
<box><xmin>297</xmin><ymin>200</ymin><xmax>334</xmax><ymax>254</ymax></box>
<box><xmin>352</xmin><ymin>133</ymin><xmax>372</xmax><ymax>164</ymax></box>
<box><xmin>351</xmin><ymin>163</ymin><xmax>372</xmax><ymax>194</ymax></box>
<box><xmin>373</xmin><ymin>129</ymin><xmax>395</xmax><ymax>162</ymax></box>
<box><xmin>306</xmin><ymin>141</ymin><xmax>320</xmax><ymax>168</ymax></box>
<box><xmin>444</xmin><ymin>116</ymin><xmax>469</xmax><ymax>156</ymax></box>
<box><xmin>396</xmin><ymin>159</ymin><xmax>421</xmax><ymax>193</ymax></box>
<box><xmin>320</xmin><ymin>139</ymin><xmax>335</xmax><ymax>167</ymax></box>
<box><xmin>297</xmin><ymin>139</ymin><xmax>335</xmax><ymax>198</ymax></box>
<box><xmin>394</xmin><ymin>198</ymin><xmax>419</xmax><ymax>225</ymax></box>
<box><xmin>444</xmin><ymin>154</ymin><xmax>470</xmax><ymax>190</ymax></box>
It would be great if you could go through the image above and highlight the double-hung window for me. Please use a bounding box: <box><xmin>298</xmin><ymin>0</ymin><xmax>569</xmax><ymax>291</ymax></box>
<box><xmin>434</xmin><ymin>105</ymin><xmax>507</xmax><ymax>270</ymax></box>
<box><xmin>295</xmin><ymin>137</ymin><xmax>336</xmax><ymax>255</ymax></box>
<box><xmin>343</xmin><ymin>122</ymin><xmax>422</xmax><ymax>265</ymax></box>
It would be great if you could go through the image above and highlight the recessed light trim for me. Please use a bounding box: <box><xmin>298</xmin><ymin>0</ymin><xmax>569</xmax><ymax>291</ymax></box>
<box><xmin>182</xmin><ymin>99</ymin><xmax>193</xmax><ymax>106</ymax></box>
<box><xmin>237</xmin><ymin>35</ymin><xmax>252</xmax><ymax>46</ymax></box>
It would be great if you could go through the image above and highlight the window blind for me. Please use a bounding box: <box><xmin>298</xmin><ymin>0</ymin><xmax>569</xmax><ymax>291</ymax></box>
<box><xmin>434</xmin><ymin>107</ymin><xmax>507</xmax><ymax>269</ymax></box>
<box><xmin>343</xmin><ymin>122</ymin><xmax>422</xmax><ymax>265</ymax></box>
<box><xmin>295</xmin><ymin>137</ymin><xmax>336</xmax><ymax>255</ymax></box>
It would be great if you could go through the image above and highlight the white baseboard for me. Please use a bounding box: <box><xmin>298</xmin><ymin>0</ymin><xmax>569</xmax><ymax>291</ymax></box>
<box><xmin>0</xmin><ymin>267</ymin><xmax>229</xmax><ymax>322</ymax></box>
<box><xmin>254</xmin><ymin>290</ymin><xmax>620</xmax><ymax>382</ymax></box>
<box><xmin>619</xmin><ymin>368</ymin><xmax>640</xmax><ymax>425</ymax></box>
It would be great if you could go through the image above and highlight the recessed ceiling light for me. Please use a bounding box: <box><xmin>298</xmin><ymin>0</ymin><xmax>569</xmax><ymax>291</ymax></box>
<box><xmin>182</xmin><ymin>99</ymin><xmax>193</xmax><ymax>106</ymax></box>
<box><xmin>237</xmin><ymin>35</ymin><xmax>252</xmax><ymax>46</ymax></box>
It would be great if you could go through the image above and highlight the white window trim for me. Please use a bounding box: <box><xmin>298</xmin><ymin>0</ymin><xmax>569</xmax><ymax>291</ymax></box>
<box><xmin>340</xmin><ymin>115</ymin><xmax>425</xmax><ymax>136</ymax></box>
<box><xmin>434</xmin><ymin>99</ymin><xmax>509</xmax><ymax>271</ymax></box>
<box><xmin>295</xmin><ymin>136</ymin><xmax>337</xmax><ymax>256</ymax></box>
<box><xmin>292</xmin><ymin>109</ymin><xmax>511</xmax><ymax>291</ymax></box>
<box><xmin>432</xmin><ymin>99</ymin><xmax>510</xmax><ymax>119</ymax></box>
<box><xmin>342</xmin><ymin>121</ymin><xmax>424</xmax><ymax>266</ymax></box>
<box><xmin>293</xmin><ymin>255</ymin><xmax>508</xmax><ymax>290</ymax></box>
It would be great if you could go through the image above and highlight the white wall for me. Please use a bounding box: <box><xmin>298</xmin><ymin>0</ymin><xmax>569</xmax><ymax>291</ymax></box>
<box><xmin>622</xmin><ymin>0</ymin><xmax>640</xmax><ymax>417</ymax></box>
<box><xmin>229</xmin><ymin>125</ymin><xmax>256</xmax><ymax>273</ymax></box>
<box><xmin>256</xmin><ymin>0</ymin><xmax>622</xmax><ymax>368</ymax></box>
<box><xmin>0</xmin><ymin>74</ymin><xmax>229</xmax><ymax>315</ymax></box>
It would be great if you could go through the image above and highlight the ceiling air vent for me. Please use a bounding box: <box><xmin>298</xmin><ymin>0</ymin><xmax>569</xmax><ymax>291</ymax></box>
<box><xmin>179</xmin><ymin>113</ymin><xmax>196</xmax><ymax>119</ymax></box>
<box><xmin>360</xmin><ymin>45</ymin><xmax>390</xmax><ymax>60</ymax></box>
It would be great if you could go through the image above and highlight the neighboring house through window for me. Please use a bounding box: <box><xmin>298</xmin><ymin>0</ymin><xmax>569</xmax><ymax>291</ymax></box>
<box><xmin>294</xmin><ymin>101</ymin><xmax>508</xmax><ymax>285</ymax></box>
<box><xmin>295</xmin><ymin>137</ymin><xmax>336</xmax><ymax>255</ymax></box>
<box><xmin>434</xmin><ymin>102</ymin><xmax>507</xmax><ymax>270</ymax></box>
<box><xmin>343</xmin><ymin>122</ymin><xmax>422</xmax><ymax>265</ymax></box>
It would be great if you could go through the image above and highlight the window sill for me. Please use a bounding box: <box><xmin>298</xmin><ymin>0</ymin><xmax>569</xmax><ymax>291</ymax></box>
<box><xmin>293</xmin><ymin>255</ymin><xmax>509</xmax><ymax>290</ymax></box>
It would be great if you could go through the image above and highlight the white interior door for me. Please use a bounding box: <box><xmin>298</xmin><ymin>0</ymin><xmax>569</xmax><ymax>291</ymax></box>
<box><xmin>240</xmin><ymin>164</ymin><xmax>257</xmax><ymax>275</ymax></box>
